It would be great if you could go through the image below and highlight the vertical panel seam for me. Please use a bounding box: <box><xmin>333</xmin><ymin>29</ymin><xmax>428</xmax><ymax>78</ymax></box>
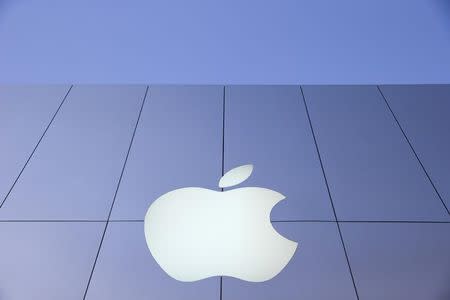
<box><xmin>0</xmin><ymin>85</ymin><xmax>73</xmax><ymax>208</ymax></box>
<box><xmin>300</xmin><ymin>85</ymin><xmax>360</xmax><ymax>300</ymax></box>
<box><xmin>219</xmin><ymin>85</ymin><xmax>225</xmax><ymax>300</ymax></box>
<box><xmin>82</xmin><ymin>85</ymin><xmax>149</xmax><ymax>300</ymax></box>
<box><xmin>377</xmin><ymin>85</ymin><xmax>449</xmax><ymax>215</ymax></box>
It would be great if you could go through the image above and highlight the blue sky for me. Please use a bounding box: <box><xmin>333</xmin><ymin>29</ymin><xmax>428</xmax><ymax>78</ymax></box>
<box><xmin>0</xmin><ymin>0</ymin><xmax>449</xmax><ymax>83</ymax></box>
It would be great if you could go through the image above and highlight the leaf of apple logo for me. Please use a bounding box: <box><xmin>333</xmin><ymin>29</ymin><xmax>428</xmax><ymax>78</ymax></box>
<box><xmin>144</xmin><ymin>164</ymin><xmax>298</xmax><ymax>282</ymax></box>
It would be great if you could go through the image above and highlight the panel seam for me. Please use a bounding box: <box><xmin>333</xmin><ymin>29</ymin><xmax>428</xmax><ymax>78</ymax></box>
<box><xmin>1</xmin><ymin>219</ymin><xmax>448</xmax><ymax>223</ymax></box>
<box><xmin>377</xmin><ymin>85</ymin><xmax>449</xmax><ymax>215</ymax></box>
<box><xmin>219</xmin><ymin>85</ymin><xmax>225</xmax><ymax>300</ymax></box>
<box><xmin>0</xmin><ymin>85</ymin><xmax>73</xmax><ymax>208</ymax></box>
<box><xmin>300</xmin><ymin>85</ymin><xmax>360</xmax><ymax>300</ymax></box>
<box><xmin>82</xmin><ymin>85</ymin><xmax>149</xmax><ymax>300</ymax></box>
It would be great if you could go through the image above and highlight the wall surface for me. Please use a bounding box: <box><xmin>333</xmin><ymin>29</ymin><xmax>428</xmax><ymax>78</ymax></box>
<box><xmin>0</xmin><ymin>85</ymin><xmax>449</xmax><ymax>300</ymax></box>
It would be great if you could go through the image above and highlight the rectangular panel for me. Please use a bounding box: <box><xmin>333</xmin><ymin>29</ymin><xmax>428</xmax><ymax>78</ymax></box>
<box><xmin>0</xmin><ymin>85</ymin><xmax>69</xmax><ymax>203</ymax></box>
<box><xmin>111</xmin><ymin>86</ymin><xmax>223</xmax><ymax>220</ymax></box>
<box><xmin>223</xmin><ymin>222</ymin><xmax>357</xmax><ymax>300</ymax></box>
<box><xmin>0</xmin><ymin>85</ymin><xmax>146</xmax><ymax>220</ymax></box>
<box><xmin>380</xmin><ymin>84</ymin><xmax>450</xmax><ymax>213</ymax></box>
<box><xmin>225</xmin><ymin>86</ymin><xmax>334</xmax><ymax>221</ymax></box>
<box><xmin>303</xmin><ymin>85</ymin><xmax>448</xmax><ymax>221</ymax></box>
<box><xmin>341</xmin><ymin>223</ymin><xmax>450</xmax><ymax>300</ymax></box>
<box><xmin>85</xmin><ymin>222</ymin><xmax>219</xmax><ymax>300</ymax></box>
<box><xmin>0</xmin><ymin>221</ymin><xmax>104</xmax><ymax>299</ymax></box>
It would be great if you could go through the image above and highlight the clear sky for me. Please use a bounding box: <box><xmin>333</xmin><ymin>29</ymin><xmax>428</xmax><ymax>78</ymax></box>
<box><xmin>0</xmin><ymin>0</ymin><xmax>449</xmax><ymax>83</ymax></box>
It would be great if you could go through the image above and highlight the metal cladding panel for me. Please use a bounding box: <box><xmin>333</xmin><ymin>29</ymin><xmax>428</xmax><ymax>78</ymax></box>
<box><xmin>0</xmin><ymin>85</ymin><xmax>146</xmax><ymax>220</ymax></box>
<box><xmin>0</xmin><ymin>221</ymin><xmax>104</xmax><ymax>299</ymax></box>
<box><xmin>380</xmin><ymin>84</ymin><xmax>450</xmax><ymax>214</ymax></box>
<box><xmin>341</xmin><ymin>222</ymin><xmax>450</xmax><ymax>300</ymax></box>
<box><xmin>303</xmin><ymin>85</ymin><xmax>449</xmax><ymax>221</ymax></box>
<box><xmin>0</xmin><ymin>85</ymin><xmax>70</xmax><ymax>203</ymax></box>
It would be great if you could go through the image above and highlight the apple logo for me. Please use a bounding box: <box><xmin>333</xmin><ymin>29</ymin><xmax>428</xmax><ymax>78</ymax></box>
<box><xmin>144</xmin><ymin>164</ymin><xmax>298</xmax><ymax>282</ymax></box>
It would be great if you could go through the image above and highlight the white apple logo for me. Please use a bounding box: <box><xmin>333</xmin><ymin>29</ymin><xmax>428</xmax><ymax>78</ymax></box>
<box><xmin>144</xmin><ymin>164</ymin><xmax>298</xmax><ymax>282</ymax></box>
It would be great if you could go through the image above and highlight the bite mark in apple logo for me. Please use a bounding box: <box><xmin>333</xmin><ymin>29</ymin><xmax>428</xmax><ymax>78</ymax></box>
<box><xmin>144</xmin><ymin>164</ymin><xmax>298</xmax><ymax>282</ymax></box>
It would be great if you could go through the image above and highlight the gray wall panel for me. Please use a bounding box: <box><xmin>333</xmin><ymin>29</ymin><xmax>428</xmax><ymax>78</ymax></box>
<box><xmin>0</xmin><ymin>85</ymin><xmax>145</xmax><ymax>220</ymax></box>
<box><xmin>341</xmin><ymin>223</ymin><xmax>450</xmax><ymax>300</ymax></box>
<box><xmin>303</xmin><ymin>85</ymin><xmax>448</xmax><ymax>221</ymax></box>
<box><xmin>0</xmin><ymin>85</ymin><xmax>69</xmax><ymax>204</ymax></box>
<box><xmin>380</xmin><ymin>84</ymin><xmax>450</xmax><ymax>213</ymax></box>
<box><xmin>0</xmin><ymin>222</ymin><xmax>104</xmax><ymax>299</ymax></box>
<box><xmin>111</xmin><ymin>86</ymin><xmax>223</xmax><ymax>220</ymax></box>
